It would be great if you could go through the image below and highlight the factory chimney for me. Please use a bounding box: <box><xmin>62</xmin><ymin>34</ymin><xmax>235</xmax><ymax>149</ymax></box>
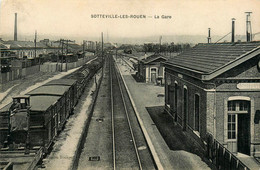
<box><xmin>207</xmin><ymin>28</ymin><xmax>211</xmax><ymax>43</ymax></box>
<box><xmin>14</xmin><ymin>13</ymin><xmax>18</xmax><ymax>41</ymax></box>
<box><xmin>245</xmin><ymin>12</ymin><xmax>252</xmax><ymax>42</ymax></box>
<box><xmin>231</xmin><ymin>18</ymin><xmax>235</xmax><ymax>43</ymax></box>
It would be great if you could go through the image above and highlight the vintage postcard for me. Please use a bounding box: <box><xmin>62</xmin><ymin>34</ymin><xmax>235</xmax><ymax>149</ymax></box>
<box><xmin>0</xmin><ymin>0</ymin><xmax>259</xmax><ymax>169</ymax></box>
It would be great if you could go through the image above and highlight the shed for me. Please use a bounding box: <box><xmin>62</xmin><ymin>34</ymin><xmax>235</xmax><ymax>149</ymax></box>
<box><xmin>137</xmin><ymin>53</ymin><xmax>168</xmax><ymax>84</ymax></box>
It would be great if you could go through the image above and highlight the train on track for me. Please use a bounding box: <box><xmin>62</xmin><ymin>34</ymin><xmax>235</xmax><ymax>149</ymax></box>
<box><xmin>0</xmin><ymin>57</ymin><xmax>103</xmax><ymax>170</ymax></box>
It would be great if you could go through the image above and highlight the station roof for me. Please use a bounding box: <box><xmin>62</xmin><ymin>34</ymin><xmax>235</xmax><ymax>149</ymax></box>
<box><xmin>165</xmin><ymin>41</ymin><xmax>260</xmax><ymax>80</ymax></box>
<box><xmin>26</xmin><ymin>85</ymin><xmax>70</xmax><ymax>96</ymax></box>
<box><xmin>44</xmin><ymin>79</ymin><xmax>77</xmax><ymax>86</ymax></box>
<box><xmin>141</xmin><ymin>53</ymin><xmax>168</xmax><ymax>64</ymax></box>
<box><xmin>30</xmin><ymin>95</ymin><xmax>60</xmax><ymax>111</ymax></box>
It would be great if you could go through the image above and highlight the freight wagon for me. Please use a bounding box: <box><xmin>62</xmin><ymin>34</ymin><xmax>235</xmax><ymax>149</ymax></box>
<box><xmin>0</xmin><ymin>57</ymin><xmax>102</xmax><ymax>170</ymax></box>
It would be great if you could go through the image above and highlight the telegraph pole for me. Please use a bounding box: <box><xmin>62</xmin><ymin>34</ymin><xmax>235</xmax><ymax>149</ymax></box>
<box><xmin>101</xmin><ymin>32</ymin><xmax>104</xmax><ymax>73</ymax></box>
<box><xmin>83</xmin><ymin>40</ymin><xmax>85</xmax><ymax>52</ymax></box>
<box><xmin>34</xmin><ymin>30</ymin><xmax>37</xmax><ymax>60</ymax></box>
<box><xmin>159</xmin><ymin>36</ymin><xmax>162</xmax><ymax>54</ymax></box>
<box><xmin>61</xmin><ymin>39</ymin><xmax>64</xmax><ymax>71</ymax></box>
<box><xmin>102</xmin><ymin>32</ymin><xmax>104</xmax><ymax>60</ymax></box>
<box><xmin>66</xmin><ymin>40</ymin><xmax>69</xmax><ymax>71</ymax></box>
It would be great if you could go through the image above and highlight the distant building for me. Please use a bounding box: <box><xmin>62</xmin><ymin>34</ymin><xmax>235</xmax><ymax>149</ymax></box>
<box><xmin>1</xmin><ymin>40</ymin><xmax>61</xmax><ymax>59</ymax></box>
<box><xmin>67</xmin><ymin>43</ymin><xmax>82</xmax><ymax>53</ymax></box>
<box><xmin>39</xmin><ymin>39</ymin><xmax>50</xmax><ymax>45</ymax></box>
<box><xmin>164</xmin><ymin>42</ymin><xmax>260</xmax><ymax>157</ymax></box>
<box><xmin>137</xmin><ymin>53</ymin><xmax>167</xmax><ymax>84</ymax></box>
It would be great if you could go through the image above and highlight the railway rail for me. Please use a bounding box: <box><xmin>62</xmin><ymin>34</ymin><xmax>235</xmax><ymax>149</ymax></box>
<box><xmin>110</xmin><ymin>55</ymin><xmax>143</xmax><ymax>169</ymax></box>
<box><xmin>74</xmin><ymin>54</ymin><xmax>156</xmax><ymax>170</ymax></box>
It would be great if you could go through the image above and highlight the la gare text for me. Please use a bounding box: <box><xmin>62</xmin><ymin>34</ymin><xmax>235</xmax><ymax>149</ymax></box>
<box><xmin>90</xmin><ymin>14</ymin><xmax>172</xmax><ymax>19</ymax></box>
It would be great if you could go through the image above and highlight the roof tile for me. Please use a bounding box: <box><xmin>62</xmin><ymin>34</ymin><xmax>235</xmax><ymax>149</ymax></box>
<box><xmin>166</xmin><ymin>42</ymin><xmax>260</xmax><ymax>74</ymax></box>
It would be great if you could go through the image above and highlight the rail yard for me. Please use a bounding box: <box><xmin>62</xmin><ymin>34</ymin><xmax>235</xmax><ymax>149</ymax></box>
<box><xmin>0</xmin><ymin>53</ymin><xmax>158</xmax><ymax>170</ymax></box>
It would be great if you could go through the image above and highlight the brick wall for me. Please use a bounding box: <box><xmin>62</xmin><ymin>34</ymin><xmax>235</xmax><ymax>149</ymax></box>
<box><xmin>165</xmin><ymin>69</ymin><xmax>209</xmax><ymax>141</ymax></box>
<box><xmin>215</xmin><ymin>89</ymin><xmax>260</xmax><ymax>155</ymax></box>
<box><xmin>165</xmin><ymin>61</ymin><xmax>260</xmax><ymax>156</ymax></box>
<box><xmin>206</xmin><ymin>91</ymin><xmax>215</xmax><ymax>136</ymax></box>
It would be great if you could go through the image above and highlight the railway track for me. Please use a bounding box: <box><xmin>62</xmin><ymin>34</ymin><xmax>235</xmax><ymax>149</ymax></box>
<box><xmin>77</xmin><ymin>55</ymin><xmax>155</xmax><ymax>170</ymax></box>
<box><xmin>110</xmin><ymin>55</ymin><xmax>143</xmax><ymax>170</ymax></box>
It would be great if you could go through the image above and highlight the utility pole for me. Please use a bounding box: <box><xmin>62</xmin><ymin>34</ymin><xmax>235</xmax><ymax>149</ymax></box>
<box><xmin>34</xmin><ymin>30</ymin><xmax>37</xmax><ymax>58</ymax></box>
<box><xmin>83</xmin><ymin>40</ymin><xmax>85</xmax><ymax>52</ymax></box>
<box><xmin>66</xmin><ymin>39</ymin><xmax>69</xmax><ymax>71</ymax></box>
<box><xmin>101</xmin><ymin>32</ymin><xmax>104</xmax><ymax>72</ymax></box>
<box><xmin>245</xmin><ymin>12</ymin><xmax>252</xmax><ymax>42</ymax></box>
<box><xmin>66</xmin><ymin>39</ymin><xmax>69</xmax><ymax>54</ymax></box>
<box><xmin>61</xmin><ymin>39</ymin><xmax>64</xmax><ymax>71</ymax></box>
<box><xmin>159</xmin><ymin>36</ymin><xmax>162</xmax><ymax>54</ymax></box>
<box><xmin>102</xmin><ymin>32</ymin><xmax>104</xmax><ymax>59</ymax></box>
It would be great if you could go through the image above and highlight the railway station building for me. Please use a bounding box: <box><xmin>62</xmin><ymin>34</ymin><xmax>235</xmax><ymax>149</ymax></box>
<box><xmin>137</xmin><ymin>53</ymin><xmax>167</xmax><ymax>84</ymax></box>
<box><xmin>164</xmin><ymin>41</ymin><xmax>260</xmax><ymax>157</ymax></box>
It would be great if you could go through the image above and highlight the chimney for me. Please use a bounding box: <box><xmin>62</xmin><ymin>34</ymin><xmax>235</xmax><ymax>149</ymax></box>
<box><xmin>231</xmin><ymin>18</ymin><xmax>235</xmax><ymax>43</ymax></box>
<box><xmin>14</xmin><ymin>13</ymin><xmax>17</xmax><ymax>41</ymax></box>
<box><xmin>245</xmin><ymin>12</ymin><xmax>252</xmax><ymax>42</ymax></box>
<box><xmin>207</xmin><ymin>28</ymin><xmax>211</xmax><ymax>43</ymax></box>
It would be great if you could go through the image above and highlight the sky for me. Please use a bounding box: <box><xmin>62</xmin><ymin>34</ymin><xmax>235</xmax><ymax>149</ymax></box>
<box><xmin>0</xmin><ymin>0</ymin><xmax>259</xmax><ymax>43</ymax></box>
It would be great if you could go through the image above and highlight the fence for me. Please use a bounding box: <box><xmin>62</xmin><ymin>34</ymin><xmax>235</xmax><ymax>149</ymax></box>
<box><xmin>0</xmin><ymin>55</ymin><xmax>96</xmax><ymax>90</ymax></box>
<box><xmin>40</xmin><ymin>56</ymin><xmax>95</xmax><ymax>72</ymax></box>
<box><xmin>206</xmin><ymin>133</ymin><xmax>250</xmax><ymax>170</ymax></box>
<box><xmin>0</xmin><ymin>65</ymin><xmax>40</xmax><ymax>84</ymax></box>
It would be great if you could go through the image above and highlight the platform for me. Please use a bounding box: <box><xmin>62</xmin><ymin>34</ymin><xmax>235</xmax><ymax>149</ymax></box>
<box><xmin>116</xmin><ymin>58</ymin><xmax>211</xmax><ymax>170</ymax></box>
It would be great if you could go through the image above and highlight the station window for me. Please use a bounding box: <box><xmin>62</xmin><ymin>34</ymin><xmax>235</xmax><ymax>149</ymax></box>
<box><xmin>227</xmin><ymin>100</ymin><xmax>249</xmax><ymax>140</ymax></box>
<box><xmin>20</xmin><ymin>98</ymin><xmax>25</xmax><ymax>103</ymax></box>
<box><xmin>194</xmin><ymin>94</ymin><xmax>200</xmax><ymax>132</ymax></box>
<box><xmin>228</xmin><ymin>114</ymin><xmax>236</xmax><ymax>139</ymax></box>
